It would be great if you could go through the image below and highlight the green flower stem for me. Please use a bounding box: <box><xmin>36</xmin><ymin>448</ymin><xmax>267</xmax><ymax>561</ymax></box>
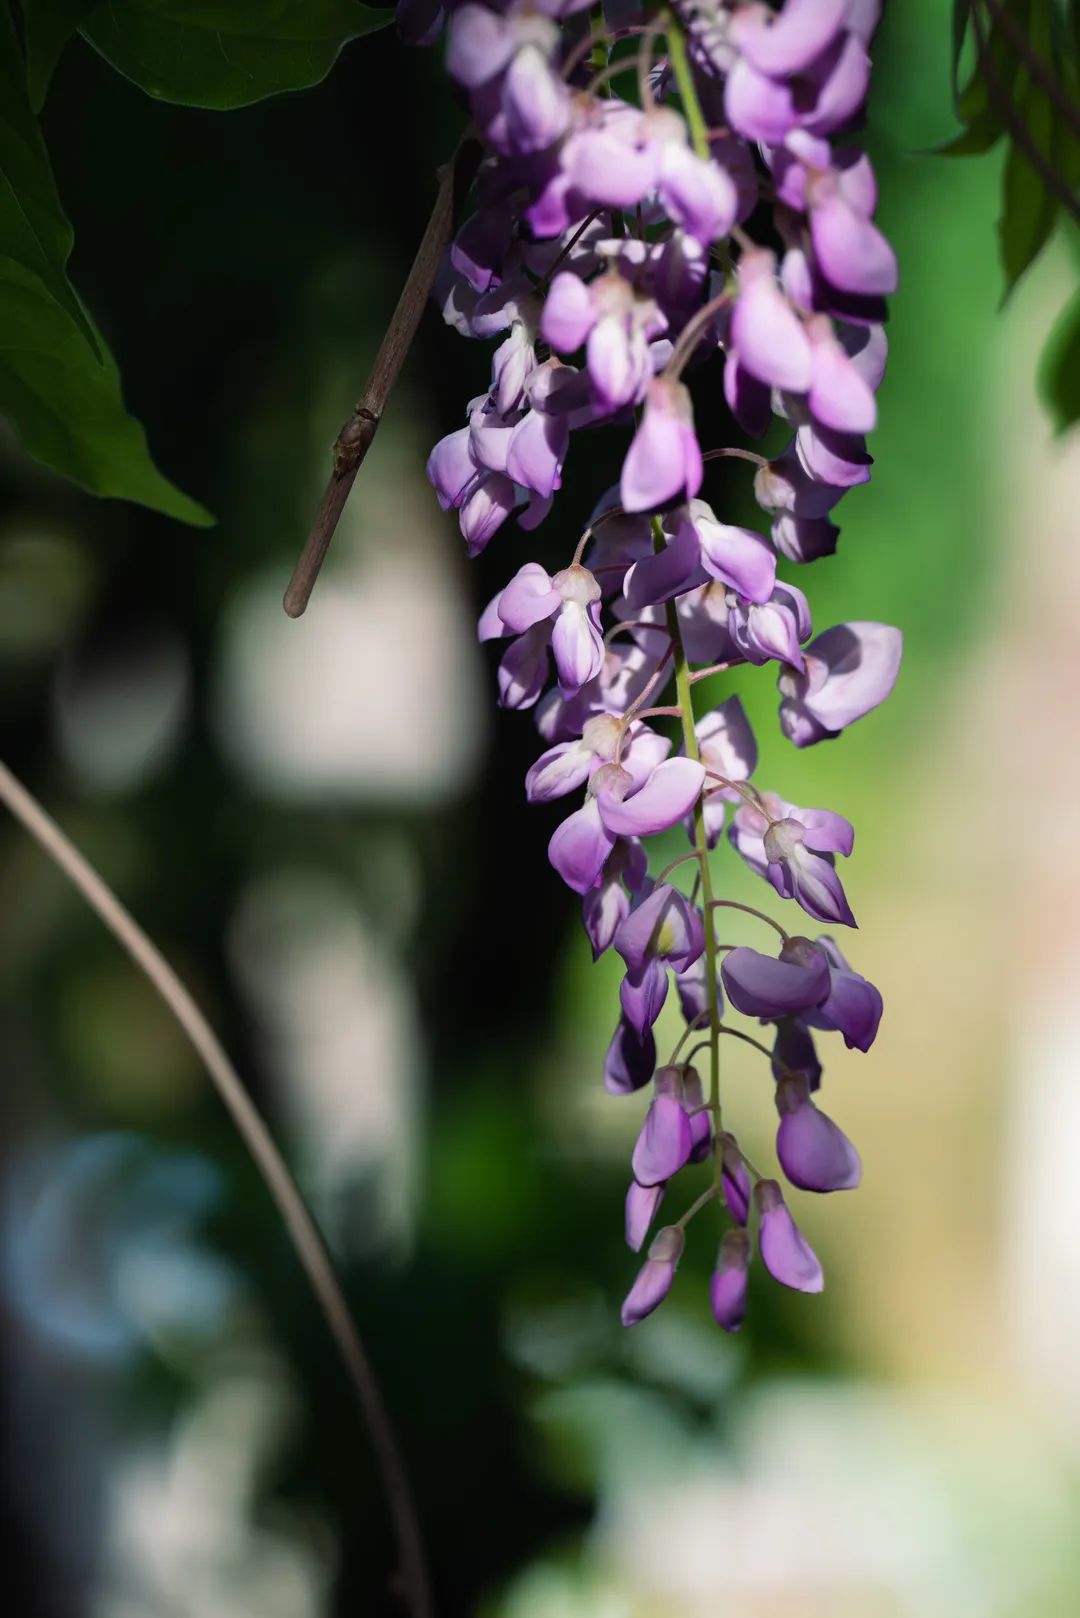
<box><xmin>664</xmin><ymin>12</ymin><xmax>711</xmax><ymax>161</ymax></box>
<box><xmin>653</xmin><ymin>519</ymin><xmax>723</xmax><ymax>1148</ymax></box>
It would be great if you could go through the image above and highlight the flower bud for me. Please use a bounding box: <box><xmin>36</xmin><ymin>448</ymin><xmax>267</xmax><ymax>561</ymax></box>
<box><xmin>710</xmin><ymin>1229</ymin><xmax>751</xmax><ymax>1332</ymax></box>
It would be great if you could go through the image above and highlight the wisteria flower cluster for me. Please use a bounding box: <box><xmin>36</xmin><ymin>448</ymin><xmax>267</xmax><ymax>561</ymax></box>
<box><xmin>419</xmin><ymin>0</ymin><xmax>902</xmax><ymax>1332</ymax></box>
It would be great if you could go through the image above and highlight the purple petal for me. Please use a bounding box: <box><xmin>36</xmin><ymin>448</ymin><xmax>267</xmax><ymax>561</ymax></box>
<box><xmin>776</xmin><ymin>1077</ymin><xmax>861</xmax><ymax>1191</ymax></box>
<box><xmin>525</xmin><ymin>739</ymin><xmax>592</xmax><ymax>803</ymax></box>
<box><xmin>779</xmin><ymin>621</ymin><xmax>902</xmax><ymax>743</ymax></box>
<box><xmin>811</xmin><ymin>196</ymin><xmax>898</xmax><ymax>298</ymax></box>
<box><xmin>625</xmin><ymin>1180</ymin><xmax>664</xmax><ymax>1252</ymax></box>
<box><xmin>809</xmin><ymin>937</ymin><xmax>883</xmax><ymax>1052</ymax></box>
<box><xmin>620</xmin><ymin>380</ymin><xmax>702</xmax><ymax>514</ymax></box>
<box><xmin>604</xmin><ymin>1016</ymin><xmax>657</xmax><ymax>1095</ymax></box>
<box><xmin>756</xmin><ymin>1180</ymin><xmax>824</xmax><ymax>1293</ymax></box>
<box><xmin>721</xmin><ymin>940</ymin><xmax>831</xmax><ymax>1019</ymax></box>
<box><xmin>552</xmin><ymin>601</ymin><xmax>605</xmax><ymax>694</ymax></box>
<box><xmin>732</xmin><ymin>251</ymin><xmax>813</xmax><ymax>392</ymax></box>
<box><xmin>725</xmin><ymin>57</ymin><xmax>796</xmax><ymax>144</ymax></box>
<box><xmin>620</xmin><ymin>956</ymin><xmax>670</xmax><ymax>1040</ymax></box>
<box><xmin>658</xmin><ymin>142</ymin><xmax>737</xmax><ymax>244</ymax></box>
<box><xmin>796</xmin><ymin>422</ymin><xmax>872</xmax><ymax>488</ymax></box>
<box><xmin>502</xmin><ymin>45</ymin><xmax>569</xmax><ymax>154</ymax></box>
<box><xmin>632</xmin><ymin>1094</ymin><xmax>694</xmax><ymax>1185</ymax></box>
<box><xmin>623</xmin><ymin>517</ymin><xmax>707</xmax><ymax>610</ymax></box>
<box><xmin>541</xmin><ymin>270</ymin><xmax>596</xmax><ymax>352</ymax></box>
<box><xmin>598</xmin><ymin>758</ymin><xmax>706</xmax><ymax>837</ymax></box>
<box><xmin>427</xmin><ymin>426</ymin><xmax>478</xmax><ymax>510</ymax></box>
<box><xmin>498</xmin><ymin>562</ymin><xmax>560</xmax><ymax>633</ymax></box>
<box><xmin>497</xmin><ymin>622</ymin><xmax>550</xmax><ymax>709</ymax></box>
<box><xmin>506</xmin><ymin>408</ymin><xmax>568</xmax><ymax>498</ymax></box>
<box><xmin>697</xmin><ymin>694</ymin><xmax>758</xmax><ymax>784</ymax></box>
<box><xmin>710</xmin><ymin>1230</ymin><xmax>751</xmax><ymax>1332</ymax></box>
<box><xmin>772</xmin><ymin>1019</ymin><xmax>823</xmax><ymax>1092</ymax></box>
<box><xmin>730</xmin><ymin>0</ymin><xmax>848</xmax><ymax>76</ymax></box>
<box><xmin>721</xmin><ymin>1139</ymin><xmax>752</xmax><ymax>1225</ymax></box>
<box><xmin>690</xmin><ymin>506</ymin><xmax>777</xmax><ymax>604</ymax></box>
<box><xmin>809</xmin><ymin>331</ymin><xmax>878</xmax><ymax>434</ymax></box>
<box><xmin>724</xmin><ymin>350</ymin><xmax>772</xmax><ymax>437</ymax></box>
<box><xmin>446</xmin><ymin>3</ymin><xmax>513</xmax><ymax>88</ymax></box>
<box><xmin>621</xmin><ymin>1226</ymin><xmax>683</xmax><ymax>1326</ymax></box>
<box><xmin>548</xmin><ymin>797</ymin><xmax>616</xmax><ymax>894</ymax></box>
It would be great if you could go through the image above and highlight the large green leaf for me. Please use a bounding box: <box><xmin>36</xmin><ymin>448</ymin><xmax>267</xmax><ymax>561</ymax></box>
<box><xmin>1038</xmin><ymin>287</ymin><xmax>1080</xmax><ymax>434</ymax></box>
<box><xmin>0</xmin><ymin>5</ymin><xmax>95</xmax><ymax>345</ymax></box>
<box><xmin>79</xmin><ymin>0</ymin><xmax>392</xmax><ymax>109</ymax></box>
<box><xmin>0</xmin><ymin>257</ymin><xmax>211</xmax><ymax>523</ymax></box>
<box><xmin>19</xmin><ymin>1</ymin><xmax>99</xmax><ymax>111</ymax></box>
<box><xmin>996</xmin><ymin>0</ymin><xmax>1073</xmax><ymax>297</ymax></box>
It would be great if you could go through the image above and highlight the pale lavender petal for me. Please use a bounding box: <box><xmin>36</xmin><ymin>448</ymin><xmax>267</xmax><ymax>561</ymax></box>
<box><xmin>730</xmin><ymin>0</ymin><xmax>848</xmax><ymax>76</ymax></box>
<box><xmin>732</xmin><ymin>254</ymin><xmax>813</xmax><ymax>392</ymax></box>
<box><xmin>725</xmin><ymin>56</ymin><xmax>796</xmax><ymax>144</ymax></box>
<box><xmin>690</xmin><ymin>507</ymin><xmax>777</xmax><ymax>604</ymax></box>
<box><xmin>620</xmin><ymin>380</ymin><xmax>702</xmax><ymax>513</ymax></box>
<box><xmin>779</xmin><ymin>622</ymin><xmax>902</xmax><ymax>743</ymax></box>
<box><xmin>756</xmin><ymin>1180</ymin><xmax>824</xmax><ymax>1292</ymax></box>
<box><xmin>796</xmin><ymin>421</ymin><xmax>872</xmax><ymax>487</ymax></box>
<box><xmin>525</xmin><ymin>740</ymin><xmax>592</xmax><ymax>802</ymax></box>
<box><xmin>548</xmin><ymin>797</ymin><xmax>616</xmax><ymax>894</ymax></box>
<box><xmin>497</xmin><ymin>623</ymin><xmax>550</xmax><ymax>708</ymax></box>
<box><xmin>552</xmin><ymin>600</ymin><xmax>605</xmax><ymax>694</ymax></box>
<box><xmin>621</xmin><ymin>1226</ymin><xmax>683</xmax><ymax>1325</ymax></box>
<box><xmin>506</xmin><ymin>407</ymin><xmax>569</xmax><ymax>497</ymax></box>
<box><xmin>498</xmin><ymin>561</ymin><xmax>560</xmax><ymax>633</ymax></box>
<box><xmin>632</xmin><ymin>1093</ymin><xmax>694</xmax><ymax>1185</ymax></box>
<box><xmin>446</xmin><ymin>3</ymin><xmax>513</xmax><ymax>87</ymax></box>
<box><xmin>625</xmin><ymin>1179</ymin><xmax>664</xmax><ymax>1251</ymax></box>
<box><xmin>599</xmin><ymin>758</ymin><xmax>706</xmax><ymax>837</ymax></box>
<box><xmin>696</xmin><ymin>694</ymin><xmax>758</xmax><ymax>784</ymax></box>
<box><xmin>809</xmin><ymin>332</ymin><xmax>878</xmax><ymax>434</ymax></box>
<box><xmin>772</xmin><ymin>513</ymin><xmax>841</xmax><ymax>564</ymax></box>
<box><xmin>811</xmin><ymin>196</ymin><xmax>898</xmax><ymax>297</ymax></box>
<box><xmin>583</xmin><ymin>867</ymin><xmax>631</xmax><ymax>959</ymax></box>
<box><xmin>658</xmin><ymin>142</ymin><xmax>737</xmax><ymax>244</ymax></box>
<box><xmin>460</xmin><ymin>472</ymin><xmax>516</xmax><ymax>554</ymax></box>
<box><xmin>541</xmin><ymin>270</ymin><xmax>596</xmax><ymax>352</ymax></box>
<box><xmin>502</xmin><ymin>45</ymin><xmax>570</xmax><ymax>154</ymax></box>
<box><xmin>427</xmin><ymin>426</ymin><xmax>478</xmax><ymax>510</ymax></box>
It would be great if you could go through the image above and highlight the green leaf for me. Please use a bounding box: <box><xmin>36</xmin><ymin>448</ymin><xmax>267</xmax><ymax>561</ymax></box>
<box><xmin>0</xmin><ymin>6</ymin><xmax>96</xmax><ymax>346</ymax></box>
<box><xmin>0</xmin><ymin>257</ymin><xmax>212</xmax><ymax>523</ymax></box>
<box><xmin>1038</xmin><ymin>288</ymin><xmax>1080</xmax><ymax>433</ymax></box>
<box><xmin>933</xmin><ymin>107</ymin><xmax>1004</xmax><ymax>157</ymax></box>
<box><xmin>19</xmin><ymin>1</ymin><xmax>99</xmax><ymax>111</ymax></box>
<box><xmin>996</xmin><ymin>0</ymin><xmax>1071</xmax><ymax>297</ymax></box>
<box><xmin>79</xmin><ymin>0</ymin><xmax>392</xmax><ymax>109</ymax></box>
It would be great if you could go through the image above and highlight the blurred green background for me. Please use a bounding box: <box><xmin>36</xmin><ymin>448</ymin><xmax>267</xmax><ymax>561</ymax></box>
<box><xmin>2</xmin><ymin>3</ymin><xmax>1080</xmax><ymax>1615</ymax></box>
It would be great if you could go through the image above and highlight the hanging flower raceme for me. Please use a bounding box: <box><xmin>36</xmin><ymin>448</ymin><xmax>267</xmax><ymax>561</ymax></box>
<box><xmin>416</xmin><ymin>0</ymin><xmax>902</xmax><ymax>1335</ymax></box>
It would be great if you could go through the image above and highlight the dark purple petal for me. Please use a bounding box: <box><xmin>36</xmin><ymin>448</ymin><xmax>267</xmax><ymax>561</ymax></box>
<box><xmin>620</xmin><ymin>956</ymin><xmax>670</xmax><ymax>1039</ymax></box>
<box><xmin>604</xmin><ymin>1016</ymin><xmax>657</xmax><ymax>1095</ymax></box>
<box><xmin>721</xmin><ymin>940</ymin><xmax>831</xmax><ymax>1019</ymax></box>
<box><xmin>776</xmin><ymin>1076</ymin><xmax>861</xmax><ymax>1192</ymax></box>
<box><xmin>710</xmin><ymin>1229</ymin><xmax>751</xmax><ymax>1332</ymax></box>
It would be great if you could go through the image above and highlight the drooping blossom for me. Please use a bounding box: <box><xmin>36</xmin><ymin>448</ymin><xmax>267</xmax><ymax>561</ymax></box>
<box><xmin>416</xmin><ymin>0</ymin><xmax>901</xmax><ymax>1335</ymax></box>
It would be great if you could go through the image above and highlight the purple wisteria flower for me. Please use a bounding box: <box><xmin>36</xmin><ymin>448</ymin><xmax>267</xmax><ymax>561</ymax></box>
<box><xmin>418</xmin><ymin>0</ymin><xmax>902</xmax><ymax>1336</ymax></box>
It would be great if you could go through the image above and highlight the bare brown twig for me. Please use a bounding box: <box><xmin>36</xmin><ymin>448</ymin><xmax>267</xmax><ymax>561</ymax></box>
<box><xmin>0</xmin><ymin>759</ymin><xmax>433</xmax><ymax>1618</ymax></box>
<box><xmin>284</xmin><ymin>132</ymin><xmax>482</xmax><ymax>619</ymax></box>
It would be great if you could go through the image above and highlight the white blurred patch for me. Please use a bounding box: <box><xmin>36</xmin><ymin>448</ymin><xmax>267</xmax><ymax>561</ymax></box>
<box><xmin>521</xmin><ymin>1380</ymin><xmax>1077</xmax><ymax>1618</ymax></box>
<box><xmin>229</xmin><ymin>870</ymin><xmax>421</xmax><ymax>1256</ymax></box>
<box><xmin>93</xmin><ymin>1357</ymin><xmax>331</xmax><ymax>1618</ymax></box>
<box><xmin>54</xmin><ymin>630</ymin><xmax>189</xmax><ymax>794</ymax></box>
<box><xmin>215</xmin><ymin>427</ymin><xmax>486</xmax><ymax>803</ymax></box>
